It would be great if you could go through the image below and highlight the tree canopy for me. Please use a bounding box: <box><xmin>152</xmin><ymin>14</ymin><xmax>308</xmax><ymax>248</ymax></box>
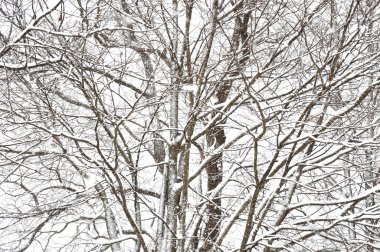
<box><xmin>1</xmin><ymin>0</ymin><xmax>380</xmax><ymax>251</ymax></box>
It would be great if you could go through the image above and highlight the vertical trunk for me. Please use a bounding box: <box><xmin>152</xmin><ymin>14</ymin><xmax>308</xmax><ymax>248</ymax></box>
<box><xmin>200</xmin><ymin>2</ymin><xmax>252</xmax><ymax>249</ymax></box>
<box><xmin>157</xmin><ymin>161</ymin><xmax>169</xmax><ymax>251</ymax></box>
<box><xmin>179</xmin><ymin>2</ymin><xmax>195</xmax><ymax>249</ymax></box>
<box><xmin>200</xmin><ymin>126</ymin><xmax>225</xmax><ymax>251</ymax></box>
<box><xmin>131</xmin><ymin>169</ymin><xmax>141</xmax><ymax>252</ymax></box>
<box><xmin>178</xmin><ymin>128</ymin><xmax>194</xmax><ymax>252</ymax></box>
<box><xmin>165</xmin><ymin>1</ymin><xmax>180</xmax><ymax>251</ymax></box>
<box><xmin>166</xmin><ymin>141</ymin><xmax>179</xmax><ymax>252</ymax></box>
<box><xmin>119</xmin><ymin>4</ymin><xmax>157</xmax><ymax>250</ymax></box>
<box><xmin>200</xmin><ymin>78</ymin><xmax>232</xmax><ymax>251</ymax></box>
<box><xmin>95</xmin><ymin>184</ymin><xmax>122</xmax><ymax>252</ymax></box>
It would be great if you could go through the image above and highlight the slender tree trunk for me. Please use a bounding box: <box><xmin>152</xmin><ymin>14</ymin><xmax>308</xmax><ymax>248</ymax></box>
<box><xmin>165</xmin><ymin>1</ymin><xmax>180</xmax><ymax>250</ymax></box>
<box><xmin>201</xmin><ymin>2</ymin><xmax>253</xmax><ymax>249</ymax></box>
<box><xmin>95</xmin><ymin>184</ymin><xmax>122</xmax><ymax>252</ymax></box>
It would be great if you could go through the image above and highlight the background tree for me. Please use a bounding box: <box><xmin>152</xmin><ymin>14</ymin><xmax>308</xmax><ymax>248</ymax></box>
<box><xmin>1</xmin><ymin>0</ymin><xmax>380</xmax><ymax>251</ymax></box>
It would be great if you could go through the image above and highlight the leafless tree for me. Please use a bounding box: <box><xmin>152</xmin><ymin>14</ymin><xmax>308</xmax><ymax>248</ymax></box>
<box><xmin>1</xmin><ymin>0</ymin><xmax>380</xmax><ymax>251</ymax></box>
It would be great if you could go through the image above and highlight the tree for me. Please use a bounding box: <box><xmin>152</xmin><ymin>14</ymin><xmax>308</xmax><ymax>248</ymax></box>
<box><xmin>1</xmin><ymin>0</ymin><xmax>380</xmax><ymax>251</ymax></box>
